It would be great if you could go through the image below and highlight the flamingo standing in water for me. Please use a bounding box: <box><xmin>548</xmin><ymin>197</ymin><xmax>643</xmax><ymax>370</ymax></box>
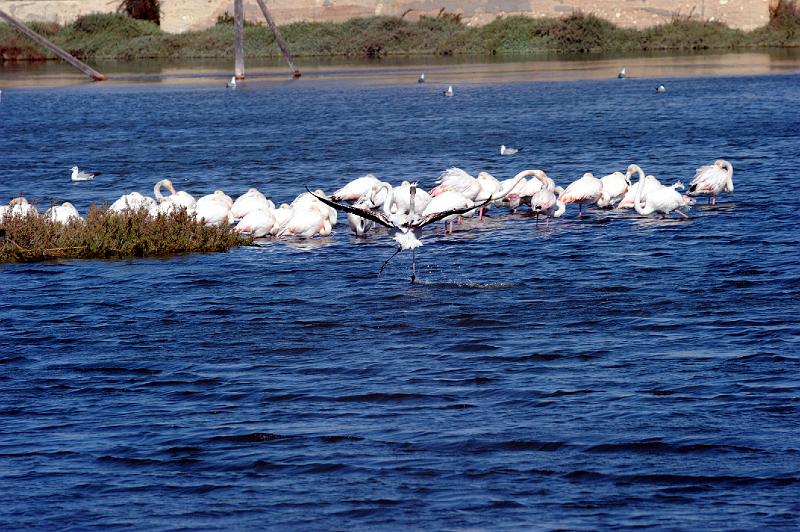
<box><xmin>235</xmin><ymin>208</ymin><xmax>276</xmax><ymax>237</ymax></box>
<box><xmin>530</xmin><ymin>171</ymin><xmax>565</xmax><ymax>220</ymax></box>
<box><xmin>633</xmin><ymin>176</ymin><xmax>691</xmax><ymax>219</ymax></box>
<box><xmin>595</xmin><ymin>171</ymin><xmax>630</xmax><ymax>208</ymax></box>
<box><xmin>153</xmin><ymin>179</ymin><xmax>196</xmax><ymax>215</ymax></box>
<box><xmin>309</xmin><ymin>185</ymin><xmax>491</xmax><ymax>282</ymax></box>
<box><xmin>688</xmin><ymin>159</ymin><xmax>733</xmax><ymax>205</ymax></box>
<box><xmin>331</xmin><ymin>174</ymin><xmax>380</xmax><ymax>202</ymax></box>
<box><xmin>194</xmin><ymin>191</ymin><xmax>233</xmax><ymax>226</ymax></box>
<box><xmin>559</xmin><ymin>172</ymin><xmax>603</xmax><ymax>216</ymax></box>
<box><xmin>615</xmin><ymin>165</ymin><xmax>661</xmax><ymax>209</ymax></box>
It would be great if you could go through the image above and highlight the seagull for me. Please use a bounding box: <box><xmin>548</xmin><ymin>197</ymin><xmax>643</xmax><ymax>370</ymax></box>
<box><xmin>226</xmin><ymin>76</ymin><xmax>237</xmax><ymax>88</ymax></box>
<box><xmin>500</xmin><ymin>145</ymin><xmax>520</xmax><ymax>156</ymax></box>
<box><xmin>71</xmin><ymin>166</ymin><xmax>98</xmax><ymax>181</ymax></box>
<box><xmin>656</xmin><ymin>84</ymin><xmax>666</xmax><ymax>93</ymax></box>
<box><xmin>418</xmin><ymin>73</ymin><xmax>425</xmax><ymax>83</ymax></box>
<box><xmin>443</xmin><ymin>85</ymin><xmax>454</xmax><ymax>97</ymax></box>
<box><xmin>308</xmin><ymin>185</ymin><xmax>492</xmax><ymax>282</ymax></box>
<box><xmin>618</xmin><ymin>67</ymin><xmax>627</xmax><ymax>79</ymax></box>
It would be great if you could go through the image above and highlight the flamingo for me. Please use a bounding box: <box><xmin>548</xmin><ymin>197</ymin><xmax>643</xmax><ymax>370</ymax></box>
<box><xmin>530</xmin><ymin>172</ymin><xmax>565</xmax><ymax>220</ymax></box>
<box><xmin>559</xmin><ymin>172</ymin><xmax>603</xmax><ymax>216</ymax></box>
<box><xmin>231</xmin><ymin>188</ymin><xmax>273</xmax><ymax>220</ymax></box>
<box><xmin>194</xmin><ymin>191</ymin><xmax>233</xmax><ymax>226</ymax></box>
<box><xmin>235</xmin><ymin>208</ymin><xmax>276</xmax><ymax>237</ymax></box>
<box><xmin>612</xmin><ymin>165</ymin><xmax>655</xmax><ymax>208</ymax></box>
<box><xmin>688</xmin><ymin>159</ymin><xmax>733</xmax><ymax>205</ymax></box>
<box><xmin>309</xmin><ymin>185</ymin><xmax>491</xmax><ymax>282</ymax></box>
<box><xmin>45</xmin><ymin>202</ymin><xmax>80</xmax><ymax>223</ymax></box>
<box><xmin>153</xmin><ymin>179</ymin><xmax>196</xmax><ymax>215</ymax></box>
<box><xmin>595</xmin><ymin>171</ymin><xmax>631</xmax><ymax>208</ymax></box>
<box><xmin>347</xmin><ymin>182</ymin><xmax>394</xmax><ymax>235</ymax></box>
<box><xmin>474</xmin><ymin>172</ymin><xmax>502</xmax><ymax>220</ymax></box>
<box><xmin>634</xmin><ymin>177</ymin><xmax>691</xmax><ymax>219</ymax></box>
<box><xmin>430</xmin><ymin>167</ymin><xmax>481</xmax><ymax>200</ymax></box>
<box><xmin>5</xmin><ymin>197</ymin><xmax>38</xmax><ymax>218</ymax></box>
<box><xmin>331</xmin><ymin>174</ymin><xmax>380</xmax><ymax>202</ymax></box>
<box><xmin>292</xmin><ymin>189</ymin><xmax>338</xmax><ymax>227</ymax></box>
<box><xmin>269</xmin><ymin>204</ymin><xmax>295</xmax><ymax>235</ymax></box>
<box><xmin>423</xmin><ymin>190</ymin><xmax>475</xmax><ymax>233</ymax></box>
<box><xmin>110</xmin><ymin>192</ymin><xmax>156</xmax><ymax>213</ymax></box>
<box><xmin>275</xmin><ymin>203</ymin><xmax>332</xmax><ymax>238</ymax></box>
<box><xmin>391</xmin><ymin>181</ymin><xmax>431</xmax><ymax>216</ymax></box>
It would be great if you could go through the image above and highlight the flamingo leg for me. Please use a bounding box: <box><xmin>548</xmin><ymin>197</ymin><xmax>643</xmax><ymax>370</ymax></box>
<box><xmin>411</xmin><ymin>249</ymin><xmax>417</xmax><ymax>283</ymax></box>
<box><xmin>448</xmin><ymin>220</ymin><xmax>454</xmax><ymax>234</ymax></box>
<box><xmin>378</xmin><ymin>247</ymin><xmax>402</xmax><ymax>275</ymax></box>
<box><xmin>479</xmin><ymin>207</ymin><xmax>484</xmax><ymax>221</ymax></box>
<box><xmin>457</xmin><ymin>215</ymin><xmax>463</xmax><ymax>225</ymax></box>
<box><xmin>675</xmin><ymin>209</ymin><xmax>689</xmax><ymax>219</ymax></box>
<box><xmin>578</xmin><ymin>204</ymin><xmax>583</xmax><ymax>217</ymax></box>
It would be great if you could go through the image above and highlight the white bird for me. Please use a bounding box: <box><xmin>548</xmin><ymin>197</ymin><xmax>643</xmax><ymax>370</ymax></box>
<box><xmin>227</xmin><ymin>76</ymin><xmax>237</xmax><ymax>88</ymax></box>
<box><xmin>618</xmin><ymin>67</ymin><xmax>627</xmax><ymax>79</ymax></box>
<box><xmin>235</xmin><ymin>208</ymin><xmax>276</xmax><ymax>238</ymax></box>
<box><xmin>430</xmin><ymin>167</ymin><xmax>481</xmax><ymax>201</ymax></box>
<box><xmin>153</xmin><ymin>179</ymin><xmax>196</xmax><ymax>214</ymax></box>
<box><xmin>6</xmin><ymin>196</ymin><xmax>37</xmax><ymax>218</ymax></box>
<box><xmin>269</xmin><ymin>204</ymin><xmax>295</xmax><ymax>235</ymax></box>
<box><xmin>347</xmin><ymin>182</ymin><xmax>392</xmax><ymax>236</ymax></box>
<box><xmin>331</xmin><ymin>174</ymin><xmax>381</xmax><ymax>202</ymax></box>
<box><xmin>194</xmin><ymin>191</ymin><xmax>233</xmax><ymax>226</ymax></box>
<box><xmin>71</xmin><ymin>166</ymin><xmax>97</xmax><ymax>181</ymax></box>
<box><xmin>418</xmin><ymin>73</ymin><xmax>425</xmax><ymax>83</ymax></box>
<box><xmin>45</xmin><ymin>202</ymin><xmax>80</xmax><ymax>223</ymax></box>
<box><xmin>423</xmin><ymin>190</ymin><xmax>475</xmax><ymax>233</ymax></box>
<box><xmin>276</xmin><ymin>202</ymin><xmax>332</xmax><ymax>238</ymax></box>
<box><xmin>292</xmin><ymin>189</ymin><xmax>338</xmax><ymax>227</ymax></box>
<box><xmin>391</xmin><ymin>181</ymin><xmax>431</xmax><ymax>216</ymax></box>
<box><xmin>656</xmin><ymin>84</ymin><xmax>666</xmax><ymax>93</ymax></box>
<box><xmin>500</xmin><ymin>145</ymin><xmax>520</xmax><ymax>156</ymax></box>
<box><xmin>633</xmin><ymin>177</ymin><xmax>690</xmax><ymax>218</ymax></box>
<box><xmin>688</xmin><ymin>159</ymin><xmax>733</xmax><ymax>205</ymax></box>
<box><xmin>615</xmin><ymin>165</ymin><xmax>662</xmax><ymax>209</ymax></box>
<box><xmin>595</xmin><ymin>171</ymin><xmax>631</xmax><ymax>208</ymax></box>
<box><xmin>110</xmin><ymin>192</ymin><xmax>156</xmax><ymax>213</ymax></box>
<box><xmin>231</xmin><ymin>188</ymin><xmax>273</xmax><ymax>220</ymax></box>
<box><xmin>443</xmin><ymin>85</ymin><xmax>454</xmax><ymax>97</ymax></box>
<box><xmin>474</xmin><ymin>172</ymin><xmax>502</xmax><ymax>219</ymax></box>
<box><xmin>530</xmin><ymin>187</ymin><xmax>565</xmax><ymax>220</ymax></box>
<box><xmin>558</xmin><ymin>172</ymin><xmax>604</xmax><ymax>216</ymax></box>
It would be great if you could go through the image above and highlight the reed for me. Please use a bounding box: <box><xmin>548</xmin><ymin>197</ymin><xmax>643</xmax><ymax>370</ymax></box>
<box><xmin>1</xmin><ymin>8</ymin><xmax>799</xmax><ymax>62</ymax></box>
<box><xmin>0</xmin><ymin>206</ymin><xmax>250</xmax><ymax>263</ymax></box>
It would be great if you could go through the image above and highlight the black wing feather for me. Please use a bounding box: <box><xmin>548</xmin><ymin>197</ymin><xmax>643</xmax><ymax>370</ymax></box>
<box><xmin>306</xmin><ymin>187</ymin><xmax>393</xmax><ymax>228</ymax></box>
<box><xmin>414</xmin><ymin>196</ymin><xmax>494</xmax><ymax>228</ymax></box>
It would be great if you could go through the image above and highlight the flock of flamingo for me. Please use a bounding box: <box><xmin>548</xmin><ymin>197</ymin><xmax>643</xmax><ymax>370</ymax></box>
<box><xmin>0</xmin><ymin>159</ymin><xmax>733</xmax><ymax>276</ymax></box>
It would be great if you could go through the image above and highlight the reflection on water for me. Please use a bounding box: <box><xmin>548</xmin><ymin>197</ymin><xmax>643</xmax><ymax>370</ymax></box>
<box><xmin>2</xmin><ymin>50</ymin><xmax>800</xmax><ymax>89</ymax></box>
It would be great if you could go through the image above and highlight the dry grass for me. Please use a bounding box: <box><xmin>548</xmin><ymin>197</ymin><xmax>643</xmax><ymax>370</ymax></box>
<box><xmin>0</xmin><ymin>206</ymin><xmax>249</xmax><ymax>263</ymax></box>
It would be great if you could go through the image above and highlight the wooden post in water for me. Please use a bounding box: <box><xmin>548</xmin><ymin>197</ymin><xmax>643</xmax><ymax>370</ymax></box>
<box><xmin>0</xmin><ymin>8</ymin><xmax>106</xmax><ymax>81</ymax></box>
<box><xmin>234</xmin><ymin>0</ymin><xmax>245</xmax><ymax>79</ymax></box>
<box><xmin>254</xmin><ymin>0</ymin><xmax>301</xmax><ymax>78</ymax></box>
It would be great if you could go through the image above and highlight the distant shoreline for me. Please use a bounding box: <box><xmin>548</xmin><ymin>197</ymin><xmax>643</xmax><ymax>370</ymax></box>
<box><xmin>1</xmin><ymin>11</ymin><xmax>799</xmax><ymax>63</ymax></box>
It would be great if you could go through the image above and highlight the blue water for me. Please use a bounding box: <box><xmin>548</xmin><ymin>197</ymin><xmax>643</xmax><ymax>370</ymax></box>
<box><xmin>1</xmin><ymin>71</ymin><xmax>800</xmax><ymax>529</ymax></box>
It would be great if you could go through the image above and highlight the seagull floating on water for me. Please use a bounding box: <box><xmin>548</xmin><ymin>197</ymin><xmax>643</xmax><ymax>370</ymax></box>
<box><xmin>71</xmin><ymin>166</ymin><xmax>98</xmax><ymax>181</ymax></box>
<box><xmin>618</xmin><ymin>67</ymin><xmax>627</xmax><ymax>79</ymax></box>
<box><xmin>443</xmin><ymin>85</ymin><xmax>454</xmax><ymax>97</ymax></box>
<box><xmin>418</xmin><ymin>73</ymin><xmax>425</xmax><ymax>83</ymax></box>
<box><xmin>226</xmin><ymin>76</ymin><xmax>237</xmax><ymax>88</ymax></box>
<box><xmin>656</xmin><ymin>84</ymin><xmax>666</xmax><ymax>93</ymax></box>
<box><xmin>500</xmin><ymin>145</ymin><xmax>520</xmax><ymax>156</ymax></box>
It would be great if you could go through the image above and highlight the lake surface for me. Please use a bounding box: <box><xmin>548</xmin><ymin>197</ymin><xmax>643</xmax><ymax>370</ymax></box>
<box><xmin>1</xmin><ymin>60</ymin><xmax>800</xmax><ymax>529</ymax></box>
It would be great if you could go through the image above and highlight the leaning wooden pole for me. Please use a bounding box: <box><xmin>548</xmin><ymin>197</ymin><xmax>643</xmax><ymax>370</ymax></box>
<box><xmin>254</xmin><ymin>0</ymin><xmax>301</xmax><ymax>78</ymax></box>
<box><xmin>234</xmin><ymin>0</ymin><xmax>245</xmax><ymax>79</ymax></box>
<box><xmin>0</xmin><ymin>8</ymin><xmax>106</xmax><ymax>81</ymax></box>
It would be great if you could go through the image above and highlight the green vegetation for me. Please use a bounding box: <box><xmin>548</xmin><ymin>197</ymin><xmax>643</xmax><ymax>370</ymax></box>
<box><xmin>0</xmin><ymin>207</ymin><xmax>249</xmax><ymax>263</ymax></box>
<box><xmin>1</xmin><ymin>6</ymin><xmax>799</xmax><ymax>62</ymax></box>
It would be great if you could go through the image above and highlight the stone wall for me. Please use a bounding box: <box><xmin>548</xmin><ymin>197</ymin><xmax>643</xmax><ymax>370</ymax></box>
<box><xmin>0</xmin><ymin>0</ymin><xmax>771</xmax><ymax>33</ymax></box>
